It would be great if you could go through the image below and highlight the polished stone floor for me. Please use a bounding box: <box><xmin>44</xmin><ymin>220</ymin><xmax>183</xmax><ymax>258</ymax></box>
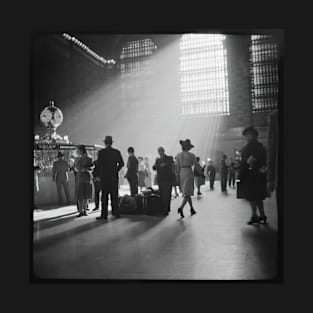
<box><xmin>33</xmin><ymin>182</ymin><xmax>278</xmax><ymax>280</ymax></box>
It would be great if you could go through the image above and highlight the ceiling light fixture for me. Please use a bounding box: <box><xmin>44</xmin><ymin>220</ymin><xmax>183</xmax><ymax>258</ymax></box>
<box><xmin>62</xmin><ymin>33</ymin><xmax>116</xmax><ymax>66</ymax></box>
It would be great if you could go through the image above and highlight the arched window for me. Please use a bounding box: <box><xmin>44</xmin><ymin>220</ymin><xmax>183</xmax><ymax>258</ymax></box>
<box><xmin>250</xmin><ymin>35</ymin><xmax>279</xmax><ymax>112</ymax></box>
<box><xmin>120</xmin><ymin>38</ymin><xmax>157</xmax><ymax>111</ymax></box>
<box><xmin>179</xmin><ymin>34</ymin><xmax>230</xmax><ymax>117</ymax></box>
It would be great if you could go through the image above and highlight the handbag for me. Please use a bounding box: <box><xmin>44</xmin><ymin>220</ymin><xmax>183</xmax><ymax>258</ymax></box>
<box><xmin>198</xmin><ymin>175</ymin><xmax>205</xmax><ymax>186</ymax></box>
<box><xmin>236</xmin><ymin>181</ymin><xmax>247</xmax><ymax>199</ymax></box>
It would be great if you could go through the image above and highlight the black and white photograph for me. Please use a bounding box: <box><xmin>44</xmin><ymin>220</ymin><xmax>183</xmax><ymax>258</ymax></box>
<box><xmin>32</xmin><ymin>30</ymin><xmax>283</xmax><ymax>281</ymax></box>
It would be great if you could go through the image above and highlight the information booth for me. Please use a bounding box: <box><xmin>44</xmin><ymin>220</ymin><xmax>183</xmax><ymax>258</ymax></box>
<box><xmin>34</xmin><ymin>143</ymin><xmax>103</xmax><ymax>207</ymax></box>
<box><xmin>33</xmin><ymin>100</ymin><xmax>103</xmax><ymax>207</ymax></box>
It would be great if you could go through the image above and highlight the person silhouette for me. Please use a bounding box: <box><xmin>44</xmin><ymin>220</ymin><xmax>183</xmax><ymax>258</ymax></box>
<box><xmin>125</xmin><ymin>147</ymin><xmax>139</xmax><ymax>196</ymax></box>
<box><xmin>176</xmin><ymin>139</ymin><xmax>197</xmax><ymax>218</ymax></box>
<box><xmin>96</xmin><ymin>136</ymin><xmax>124</xmax><ymax>220</ymax></box>
<box><xmin>237</xmin><ymin>127</ymin><xmax>268</xmax><ymax>224</ymax></box>
<box><xmin>152</xmin><ymin>147</ymin><xmax>175</xmax><ymax>216</ymax></box>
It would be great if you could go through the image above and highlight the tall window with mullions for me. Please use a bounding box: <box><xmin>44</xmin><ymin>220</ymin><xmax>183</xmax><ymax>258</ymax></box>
<box><xmin>179</xmin><ymin>34</ymin><xmax>230</xmax><ymax>117</ymax></box>
<box><xmin>250</xmin><ymin>35</ymin><xmax>279</xmax><ymax>113</ymax></box>
<box><xmin>120</xmin><ymin>38</ymin><xmax>157</xmax><ymax>112</ymax></box>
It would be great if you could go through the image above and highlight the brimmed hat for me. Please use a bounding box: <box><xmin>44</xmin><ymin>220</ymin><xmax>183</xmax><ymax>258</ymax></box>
<box><xmin>103</xmin><ymin>135</ymin><xmax>113</xmax><ymax>145</ymax></box>
<box><xmin>179</xmin><ymin>139</ymin><xmax>194</xmax><ymax>150</ymax></box>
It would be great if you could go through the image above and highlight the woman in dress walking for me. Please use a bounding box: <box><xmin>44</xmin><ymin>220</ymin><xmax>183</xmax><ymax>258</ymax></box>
<box><xmin>176</xmin><ymin>139</ymin><xmax>197</xmax><ymax>218</ymax></box>
<box><xmin>75</xmin><ymin>145</ymin><xmax>94</xmax><ymax>217</ymax></box>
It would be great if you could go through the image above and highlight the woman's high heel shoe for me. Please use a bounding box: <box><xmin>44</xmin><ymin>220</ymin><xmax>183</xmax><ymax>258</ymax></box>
<box><xmin>259</xmin><ymin>215</ymin><xmax>268</xmax><ymax>224</ymax></box>
<box><xmin>178</xmin><ymin>208</ymin><xmax>184</xmax><ymax>218</ymax></box>
<box><xmin>190</xmin><ymin>208</ymin><xmax>197</xmax><ymax>215</ymax></box>
<box><xmin>247</xmin><ymin>216</ymin><xmax>260</xmax><ymax>225</ymax></box>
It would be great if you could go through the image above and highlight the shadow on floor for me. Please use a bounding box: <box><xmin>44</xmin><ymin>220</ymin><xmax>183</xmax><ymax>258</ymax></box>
<box><xmin>34</xmin><ymin>208</ymin><xmax>106</xmax><ymax>231</ymax></box>
<box><xmin>241</xmin><ymin>224</ymin><xmax>278</xmax><ymax>279</ymax></box>
<box><xmin>87</xmin><ymin>217</ymin><xmax>188</xmax><ymax>272</ymax></box>
<box><xmin>109</xmin><ymin>215</ymin><xmax>166</xmax><ymax>240</ymax></box>
<box><xmin>33</xmin><ymin>214</ymin><xmax>166</xmax><ymax>252</ymax></box>
<box><xmin>33</xmin><ymin>219</ymin><xmax>108</xmax><ymax>251</ymax></box>
<box><xmin>149</xmin><ymin>219</ymin><xmax>188</xmax><ymax>255</ymax></box>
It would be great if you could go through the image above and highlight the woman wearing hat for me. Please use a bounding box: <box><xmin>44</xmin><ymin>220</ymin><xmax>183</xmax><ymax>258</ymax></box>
<box><xmin>75</xmin><ymin>145</ymin><xmax>94</xmax><ymax>217</ymax></box>
<box><xmin>237</xmin><ymin>127</ymin><xmax>268</xmax><ymax>224</ymax></box>
<box><xmin>176</xmin><ymin>139</ymin><xmax>197</xmax><ymax>218</ymax></box>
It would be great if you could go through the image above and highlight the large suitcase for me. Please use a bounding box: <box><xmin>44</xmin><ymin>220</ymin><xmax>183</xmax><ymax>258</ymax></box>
<box><xmin>118</xmin><ymin>194</ymin><xmax>144</xmax><ymax>214</ymax></box>
<box><xmin>134</xmin><ymin>194</ymin><xmax>144</xmax><ymax>213</ymax></box>
<box><xmin>142</xmin><ymin>194</ymin><xmax>164</xmax><ymax>216</ymax></box>
<box><xmin>118</xmin><ymin>195</ymin><xmax>140</xmax><ymax>214</ymax></box>
<box><xmin>142</xmin><ymin>187</ymin><xmax>160</xmax><ymax>196</ymax></box>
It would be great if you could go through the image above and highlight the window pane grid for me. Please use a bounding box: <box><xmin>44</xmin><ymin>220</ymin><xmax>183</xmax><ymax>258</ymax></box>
<box><xmin>180</xmin><ymin>34</ymin><xmax>229</xmax><ymax>117</ymax></box>
<box><xmin>250</xmin><ymin>34</ymin><xmax>279</xmax><ymax>113</ymax></box>
<box><xmin>120</xmin><ymin>39</ymin><xmax>157</xmax><ymax>107</ymax></box>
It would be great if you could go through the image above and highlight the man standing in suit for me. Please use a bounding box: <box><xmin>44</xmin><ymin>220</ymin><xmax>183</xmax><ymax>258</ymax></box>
<box><xmin>220</xmin><ymin>154</ymin><xmax>228</xmax><ymax>193</ymax></box>
<box><xmin>206</xmin><ymin>160</ymin><xmax>216</xmax><ymax>191</ymax></box>
<box><xmin>96</xmin><ymin>136</ymin><xmax>124</xmax><ymax>220</ymax></box>
<box><xmin>125</xmin><ymin>147</ymin><xmax>139</xmax><ymax>196</ymax></box>
<box><xmin>52</xmin><ymin>151</ymin><xmax>71</xmax><ymax>205</ymax></box>
<box><xmin>228</xmin><ymin>158</ymin><xmax>236</xmax><ymax>188</ymax></box>
<box><xmin>267</xmin><ymin>109</ymin><xmax>278</xmax><ymax>206</ymax></box>
<box><xmin>152</xmin><ymin>147</ymin><xmax>175</xmax><ymax>215</ymax></box>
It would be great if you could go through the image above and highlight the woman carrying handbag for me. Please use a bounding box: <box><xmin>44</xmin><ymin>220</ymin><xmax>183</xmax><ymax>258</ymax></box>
<box><xmin>237</xmin><ymin>127</ymin><xmax>268</xmax><ymax>225</ymax></box>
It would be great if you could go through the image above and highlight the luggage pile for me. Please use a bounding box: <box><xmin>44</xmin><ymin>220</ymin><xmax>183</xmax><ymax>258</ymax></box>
<box><xmin>118</xmin><ymin>194</ymin><xmax>144</xmax><ymax>214</ymax></box>
<box><xmin>141</xmin><ymin>187</ymin><xmax>164</xmax><ymax>216</ymax></box>
<box><xmin>118</xmin><ymin>187</ymin><xmax>164</xmax><ymax>216</ymax></box>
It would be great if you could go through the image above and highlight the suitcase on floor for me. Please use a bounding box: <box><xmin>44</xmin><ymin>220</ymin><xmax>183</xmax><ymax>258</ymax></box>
<box><xmin>142</xmin><ymin>187</ymin><xmax>160</xmax><ymax>197</ymax></box>
<box><xmin>142</xmin><ymin>194</ymin><xmax>163</xmax><ymax>216</ymax></box>
<box><xmin>134</xmin><ymin>194</ymin><xmax>144</xmax><ymax>213</ymax></box>
<box><xmin>118</xmin><ymin>195</ymin><xmax>141</xmax><ymax>214</ymax></box>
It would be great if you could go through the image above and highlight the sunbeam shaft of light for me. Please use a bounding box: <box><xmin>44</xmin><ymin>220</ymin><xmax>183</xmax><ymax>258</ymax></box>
<box><xmin>53</xmin><ymin>36</ymin><xmax>226</xmax><ymax>163</ymax></box>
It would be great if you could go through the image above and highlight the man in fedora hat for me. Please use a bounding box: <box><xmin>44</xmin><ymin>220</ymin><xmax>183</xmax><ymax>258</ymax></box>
<box><xmin>96</xmin><ymin>136</ymin><xmax>124</xmax><ymax>219</ymax></box>
<box><xmin>220</xmin><ymin>154</ymin><xmax>229</xmax><ymax>193</ymax></box>
<box><xmin>52</xmin><ymin>151</ymin><xmax>71</xmax><ymax>205</ymax></box>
